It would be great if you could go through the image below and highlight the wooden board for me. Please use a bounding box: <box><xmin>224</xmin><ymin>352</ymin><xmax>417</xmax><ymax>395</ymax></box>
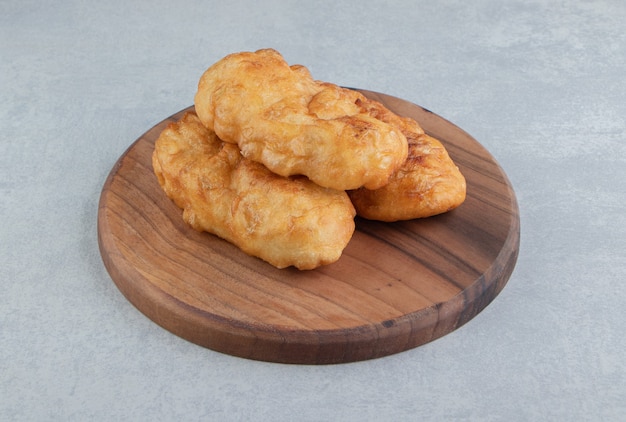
<box><xmin>97</xmin><ymin>90</ymin><xmax>520</xmax><ymax>364</ymax></box>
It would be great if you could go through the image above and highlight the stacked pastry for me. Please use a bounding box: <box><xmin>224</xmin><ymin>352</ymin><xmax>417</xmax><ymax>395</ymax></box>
<box><xmin>152</xmin><ymin>49</ymin><xmax>466</xmax><ymax>270</ymax></box>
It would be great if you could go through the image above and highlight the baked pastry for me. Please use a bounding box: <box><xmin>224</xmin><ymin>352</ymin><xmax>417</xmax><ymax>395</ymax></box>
<box><xmin>194</xmin><ymin>48</ymin><xmax>408</xmax><ymax>191</ymax></box>
<box><xmin>152</xmin><ymin>111</ymin><xmax>356</xmax><ymax>270</ymax></box>
<box><xmin>348</xmin><ymin>118</ymin><xmax>466</xmax><ymax>221</ymax></box>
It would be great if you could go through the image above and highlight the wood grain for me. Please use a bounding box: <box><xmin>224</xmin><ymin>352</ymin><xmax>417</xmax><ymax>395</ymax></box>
<box><xmin>97</xmin><ymin>90</ymin><xmax>520</xmax><ymax>364</ymax></box>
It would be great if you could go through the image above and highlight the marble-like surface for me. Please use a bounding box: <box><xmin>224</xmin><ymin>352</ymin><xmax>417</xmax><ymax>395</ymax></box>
<box><xmin>1</xmin><ymin>1</ymin><xmax>624</xmax><ymax>420</ymax></box>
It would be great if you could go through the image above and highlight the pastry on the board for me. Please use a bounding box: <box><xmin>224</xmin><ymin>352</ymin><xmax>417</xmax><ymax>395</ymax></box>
<box><xmin>194</xmin><ymin>48</ymin><xmax>408</xmax><ymax>191</ymax></box>
<box><xmin>348</xmin><ymin>116</ymin><xmax>466</xmax><ymax>221</ymax></box>
<box><xmin>152</xmin><ymin>111</ymin><xmax>356</xmax><ymax>270</ymax></box>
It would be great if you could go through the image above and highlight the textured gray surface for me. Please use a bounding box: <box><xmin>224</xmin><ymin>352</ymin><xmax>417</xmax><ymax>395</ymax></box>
<box><xmin>1</xmin><ymin>0</ymin><xmax>625</xmax><ymax>420</ymax></box>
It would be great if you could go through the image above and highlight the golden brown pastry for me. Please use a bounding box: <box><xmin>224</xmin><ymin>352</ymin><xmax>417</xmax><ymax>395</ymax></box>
<box><xmin>348</xmin><ymin>118</ymin><xmax>466</xmax><ymax>222</ymax></box>
<box><xmin>194</xmin><ymin>48</ymin><xmax>408</xmax><ymax>191</ymax></box>
<box><xmin>152</xmin><ymin>112</ymin><xmax>356</xmax><ymax>270</ymax></box>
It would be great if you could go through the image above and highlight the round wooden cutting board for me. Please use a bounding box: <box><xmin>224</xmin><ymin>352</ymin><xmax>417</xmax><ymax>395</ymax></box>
<box><xmin>98</xmin><ymin>90</ymin><xmax>520</xmax><ymax>364</ymax></box>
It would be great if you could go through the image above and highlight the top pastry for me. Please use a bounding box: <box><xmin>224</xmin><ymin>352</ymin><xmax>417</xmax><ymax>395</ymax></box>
<box><xmin>194</xmin><ymin>49</ymin><xmax>408</xmax><ymax>191</ymax></box>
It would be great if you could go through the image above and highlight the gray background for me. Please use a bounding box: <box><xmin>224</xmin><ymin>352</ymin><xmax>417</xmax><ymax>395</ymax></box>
<box><xmin>2</xmin><ymin>0</ymin><xmax>624</xmax><ymax>420</ymax></box>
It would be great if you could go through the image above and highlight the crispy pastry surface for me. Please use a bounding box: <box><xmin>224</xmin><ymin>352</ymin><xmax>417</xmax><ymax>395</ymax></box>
<box><xmin>152</xmin><ymin>112</ymin><xmax>356</xmax><ymax>270</ymax></box>
<box><xmin>194</xmin><ymin>49</ymin><xmax>408</xmax><ymax>191</ymax></box>
<box><xmin>348</xmin><ymin>118</ymin><xmax>466</xmax><ymax>222</ymax></box>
